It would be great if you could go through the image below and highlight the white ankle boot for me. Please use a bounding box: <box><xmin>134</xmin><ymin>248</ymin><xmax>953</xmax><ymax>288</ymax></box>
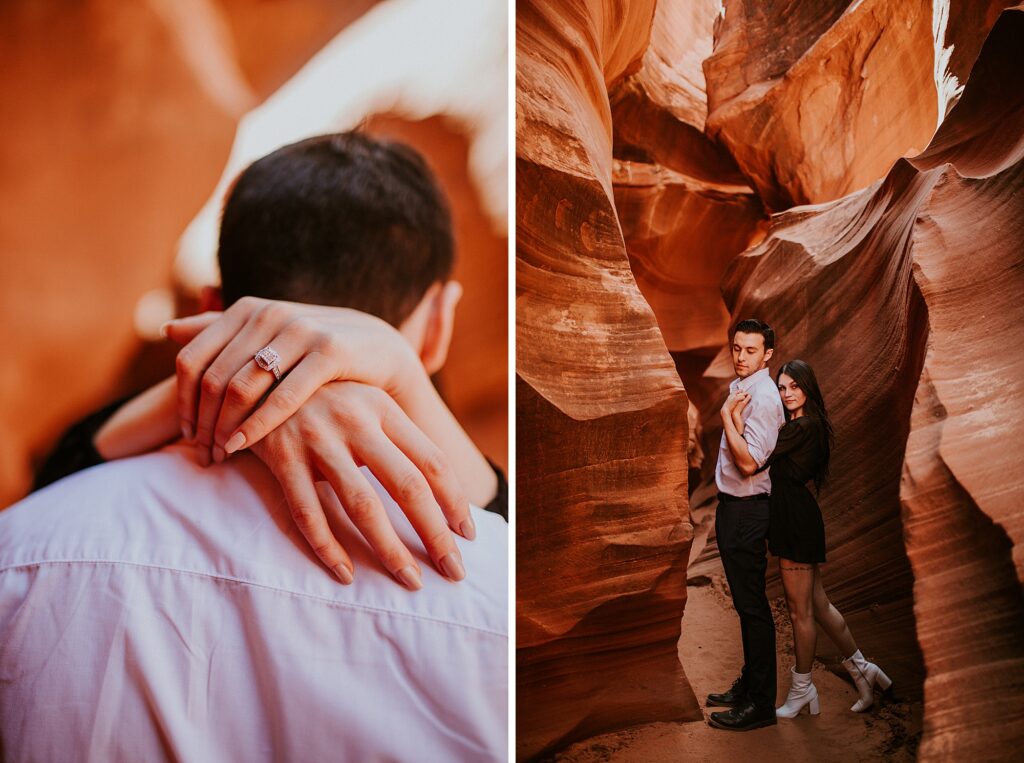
<box><xmin>842</xmin><ymin>649</ymin><xmax>892</xmax><ymax>712</ymax></box>
<box><xmin>776</xmin><ymin>667</ymin><xmax>820</xmax><ymax>718</ymax></box>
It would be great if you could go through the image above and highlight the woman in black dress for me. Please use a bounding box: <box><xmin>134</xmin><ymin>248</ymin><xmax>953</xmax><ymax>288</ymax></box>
<box><xmin>732</xmin><ymin>359</ymin><xmax>890</xmax><ymax>718</ymax></box>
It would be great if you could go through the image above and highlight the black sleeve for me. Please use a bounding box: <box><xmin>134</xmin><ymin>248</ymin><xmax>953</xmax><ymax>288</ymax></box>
<box><xmin>32</xmin><ymin>396</ymin><xmax>132</xmax><ymax>492</ymax></box>
<box><xmin>482</xmin><ymin>458</ymin><xmax>508</xmax><ymax>522</ymax></box>
<box><xmin>753</xmin><ymin>418</ymin><xmax>808</xmax><ymax>474</ymax></box>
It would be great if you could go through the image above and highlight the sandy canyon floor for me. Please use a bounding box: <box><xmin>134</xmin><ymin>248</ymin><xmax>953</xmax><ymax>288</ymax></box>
<box><xmin>551</xmin><ymin>567</ymin><xmax>922</xmax><ymax>763</ymax></box>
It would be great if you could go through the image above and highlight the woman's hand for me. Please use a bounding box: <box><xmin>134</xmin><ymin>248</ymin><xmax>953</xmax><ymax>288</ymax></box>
<box><xmin>720</xmin><ymin>389</ymin><xmax>758</xmax><ymax>475</ymax></box>
<box><xmin>162</xmin><ymin>297</ymin><xmax>421</xmax><ymax>466</ymax></box>
<box><xmin>721</xmin><ymin>390</ymin><xmax>750</xmax><ymax>412</ymax></box>
<box><xmin>163</xmin><ymin>295</ymin><xmax>498</xmax><ymax>514</ymax></box>
<box><xmin>722</xmin><ymin>390</ymin><xmax>750</xmax><ymax>432</ymax></box>
<box><xmin>721</xmin><ymin>390</ymin><xmax>744</xmax><ymax>419</ymax></box>
<box><xmin>87</xmin><ymin>370</ymin><xmax>476</xmax><ymax>588</ymax></box>
<box><xmin>247</xmin><ymin>381</ymin><xmax>470</xmax><ymax>590</ymax></box>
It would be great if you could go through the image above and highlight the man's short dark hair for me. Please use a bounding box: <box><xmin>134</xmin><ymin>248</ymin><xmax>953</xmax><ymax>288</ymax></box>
<box><xmin>732</xmin><ymin>318</ymin><xmax>775</xmax><ymax>350</ymax></box>
<box><xmin>218</xmin><ymin>132</ymin><xmax>454</xmax><ymax>327</ymax></box>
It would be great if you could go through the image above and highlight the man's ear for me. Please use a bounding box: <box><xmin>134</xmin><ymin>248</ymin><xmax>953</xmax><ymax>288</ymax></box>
<box><xmin>199</xmin><ymin>285</ymin><xmax>223</xmax><ymax>313</ymax></box>
<box><xmin>763</xmin><ymin>347</ymin><xmax>774</xmax><ymax>366</ymax></box>
<box><xmin>420</xmin><ymin>281</ymin><xmax>462</xmax><ymax>375</ymax></box>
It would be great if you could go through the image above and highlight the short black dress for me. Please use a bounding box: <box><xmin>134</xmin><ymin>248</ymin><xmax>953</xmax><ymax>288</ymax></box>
<box><xmin>759</xmin><ymin>416</ymin><xmax>827</xmax><ymax>564</ymax></box>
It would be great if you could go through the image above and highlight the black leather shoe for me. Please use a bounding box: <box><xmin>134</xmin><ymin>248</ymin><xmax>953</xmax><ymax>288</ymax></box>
<box><xmin>706</xmin><ymin>676</ymin><xmax>748</xmax><ymax>707</ymax></box>
<box><xmin>708</xmin><ymin>701</ymin><xmax>777</xmax><ymax>731</ymax></box>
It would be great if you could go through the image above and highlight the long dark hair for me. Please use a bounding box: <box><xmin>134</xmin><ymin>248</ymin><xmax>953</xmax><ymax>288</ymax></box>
<box><xmin>776</xmin><ymin>359</ymin><xmax>834</xmax><ymax>493</ymax></box>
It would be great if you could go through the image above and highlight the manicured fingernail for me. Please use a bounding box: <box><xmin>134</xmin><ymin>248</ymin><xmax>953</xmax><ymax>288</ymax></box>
<box><xmin>439</xmin><ymin>553</ymin><xmax>465</xmax><ymax>582</ymax></box>
<box><xmin>459</xmin><ymin>517</ymin><xmax>477</xmax><ymax>541</ymax></box>
<box><xmin>332</xmin><ymin>564</ymin><xmax>354</xmax><ymax>585</ymax></box>
<box><xmin>182</xmin><ymin>422</ymin><xmax>194</xmax><ymax>441</ymax></box>
<box><xmin>159</xmin><ymin>322</ymin><xmax>170</xmax><ymax>338</ymax></box>
<box><xmin>396</xmin><ymin>566</ymin><xmax>422</xmax><ymax>591</ymax></box>
<box><xmin>225</xmin><ymin>432</ymin><xmax>246</xmax><ymax>454</ymax></box>
<box><xmin>212</xmin><ymin>445</ymin><xmax>225</xmax><ymax>464</ymax></box>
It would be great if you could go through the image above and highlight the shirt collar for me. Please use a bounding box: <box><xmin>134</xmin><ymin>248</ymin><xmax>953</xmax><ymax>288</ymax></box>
<box><xmin>733</xmin><ymin>366</ymin><xmax>771</xmax><ymax>392</ymax></box>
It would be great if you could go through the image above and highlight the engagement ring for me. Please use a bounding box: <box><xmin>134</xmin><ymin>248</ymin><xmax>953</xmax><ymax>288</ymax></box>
<box><xmin>254</xmin><ymin>346</ymin><xmax>282</xmax><ymax>380</ymax></box>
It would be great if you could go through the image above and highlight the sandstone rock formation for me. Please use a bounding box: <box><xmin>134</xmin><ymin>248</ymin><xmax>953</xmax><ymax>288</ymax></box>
<box><xmin>519</xmin><ymin>0</ymin><xmax>1024</xmax><ymax>758</ymax></box>
<box><xmin>900</xmin><ymin>10</ymin><xmax>1024</xmax><ymax>756</ymax></box>
<box><xmin>609</xmin><ymin>0</ymin><xmax>766</xmax><ymax>362</ymax></box>
<box><xmin>516</xmin><ymin>1</ymin><xmax>697</xmax><ymax>758</ymax></box>
<box><xmin>704</xmin><ymin>0</ymin><xmax>946</xmax><ymax>210</ymax></box>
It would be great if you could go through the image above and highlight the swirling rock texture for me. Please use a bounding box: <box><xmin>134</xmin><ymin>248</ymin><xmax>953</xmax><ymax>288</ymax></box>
<box><xmin>519</xmin><ymin>0</ymin><xmax>1024</xmax><ymax>758</ymax></box>
<box><xmin>516</xmin><ymin>0</ymin><xmax>697</xmax><ymax>759</ymax></box>
<box><xmin>703</xmin><ymin>0</ymin><xmax>940</xmax><ymax>210</ymax></box>
<box><xmin>900</xmin><ymin>10</ymin><xmax>1024</xmax><ymax>757</ymax></box>
<box><xmin>702</xmin><ymin>0</ymin><xmax>1013</xmax><ymax>211</ymax></box>
<box><xmin>609</xmin><ymin>0</ymin><xmax>766</xmax><ymax>366</ymax></box>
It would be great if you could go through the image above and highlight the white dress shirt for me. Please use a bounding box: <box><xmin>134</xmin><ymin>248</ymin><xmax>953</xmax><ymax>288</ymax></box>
<box><xmin>714</xmin><ymin>367</ymin><xmax>785</xmax><ymax>496</ymax></box>
<box><xmin>0</xmin><ymin>445</ymin><xmax>507</xmax><ymax>762</ymax></box>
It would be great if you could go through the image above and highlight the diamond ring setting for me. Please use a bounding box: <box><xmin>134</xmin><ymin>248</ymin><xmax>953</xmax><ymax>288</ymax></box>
<box><xmin>254</xmin><ymin>346</ymin><xmax>282</xmax><ymax>381</ymax></box>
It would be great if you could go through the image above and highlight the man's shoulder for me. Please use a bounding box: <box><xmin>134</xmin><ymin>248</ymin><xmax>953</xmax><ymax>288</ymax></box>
<box><xmin>1</xmin><ymin>447</ymin><xmax>270</xmax><ymax>560</ymax></box>
<box><xmin>0</xmin><ymin>447</ymin><xmax>507</xmax><ymax>638</ymax></box>
<box><xmin>0</xmin><ymin>453</ymin><xmax>506</xmax><ymax>761</ymax></box>
<box><xmin>749</xmin><ymin>371</ymin><xmax>783</xmax><ymax>405</ymax></box>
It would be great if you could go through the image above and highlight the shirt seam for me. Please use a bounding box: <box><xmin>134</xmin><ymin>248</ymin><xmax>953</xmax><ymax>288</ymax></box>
<box><xmin>0</xmin><ymin>559</ymin><xmax>507</xmax><ymax>640</ymax></box>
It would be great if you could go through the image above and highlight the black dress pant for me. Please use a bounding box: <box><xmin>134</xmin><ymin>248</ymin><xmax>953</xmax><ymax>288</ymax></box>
<box><xmin>715</xmin><ymin>494</ymin><xmax>776</xmax><ymax>707</ymax></box>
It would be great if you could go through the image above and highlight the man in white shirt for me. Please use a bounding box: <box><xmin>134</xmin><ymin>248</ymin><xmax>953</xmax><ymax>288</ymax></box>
<box><xmin>706</xmin><ymin>319</ymin><xmax>785</xmax><ymax>731</ymax></box>
<box><xmin>1</xmin><ymin>131</ymin><xmax>508</xmax><ymax>760</ymax></box>
<box><xmin>0</xmin><ymin>446</ymin><xmax>507</xmax><ymax>760</ymax></box>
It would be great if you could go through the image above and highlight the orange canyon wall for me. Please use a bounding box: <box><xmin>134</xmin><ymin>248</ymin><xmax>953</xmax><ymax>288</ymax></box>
<box><xmin>517</xmin><ymin>0</ymin><xmax>1023</xmax><ymax>758</ymax></box>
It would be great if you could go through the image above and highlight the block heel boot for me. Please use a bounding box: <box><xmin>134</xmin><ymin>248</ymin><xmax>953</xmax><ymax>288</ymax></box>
<box><xmin>776</xmin><ymin>667</ymin><xmax>820</xmax><ymax>719</ymax></box>
<box><xmin>842</xmin><ymin>649</ymin><xmax>891</xmax><ymax>712</ymax></box>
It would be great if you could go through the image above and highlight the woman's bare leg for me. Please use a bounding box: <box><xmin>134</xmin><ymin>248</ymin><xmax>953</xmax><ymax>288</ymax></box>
<box><xmin>779</xmin><ymin>558</ymin><xmax>816</xmax><ymax>673</ymax></box>
<box><xmin>811</xmin><ymin>565</ymin><xmax>857</xmax><ymax>657</ymax></box>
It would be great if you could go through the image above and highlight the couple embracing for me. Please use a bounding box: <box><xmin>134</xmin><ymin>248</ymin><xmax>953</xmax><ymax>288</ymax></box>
<box><xmin>705</xmin><ymin>319</ymin><xmax>891</xmax><ymax>731</ymax></box>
